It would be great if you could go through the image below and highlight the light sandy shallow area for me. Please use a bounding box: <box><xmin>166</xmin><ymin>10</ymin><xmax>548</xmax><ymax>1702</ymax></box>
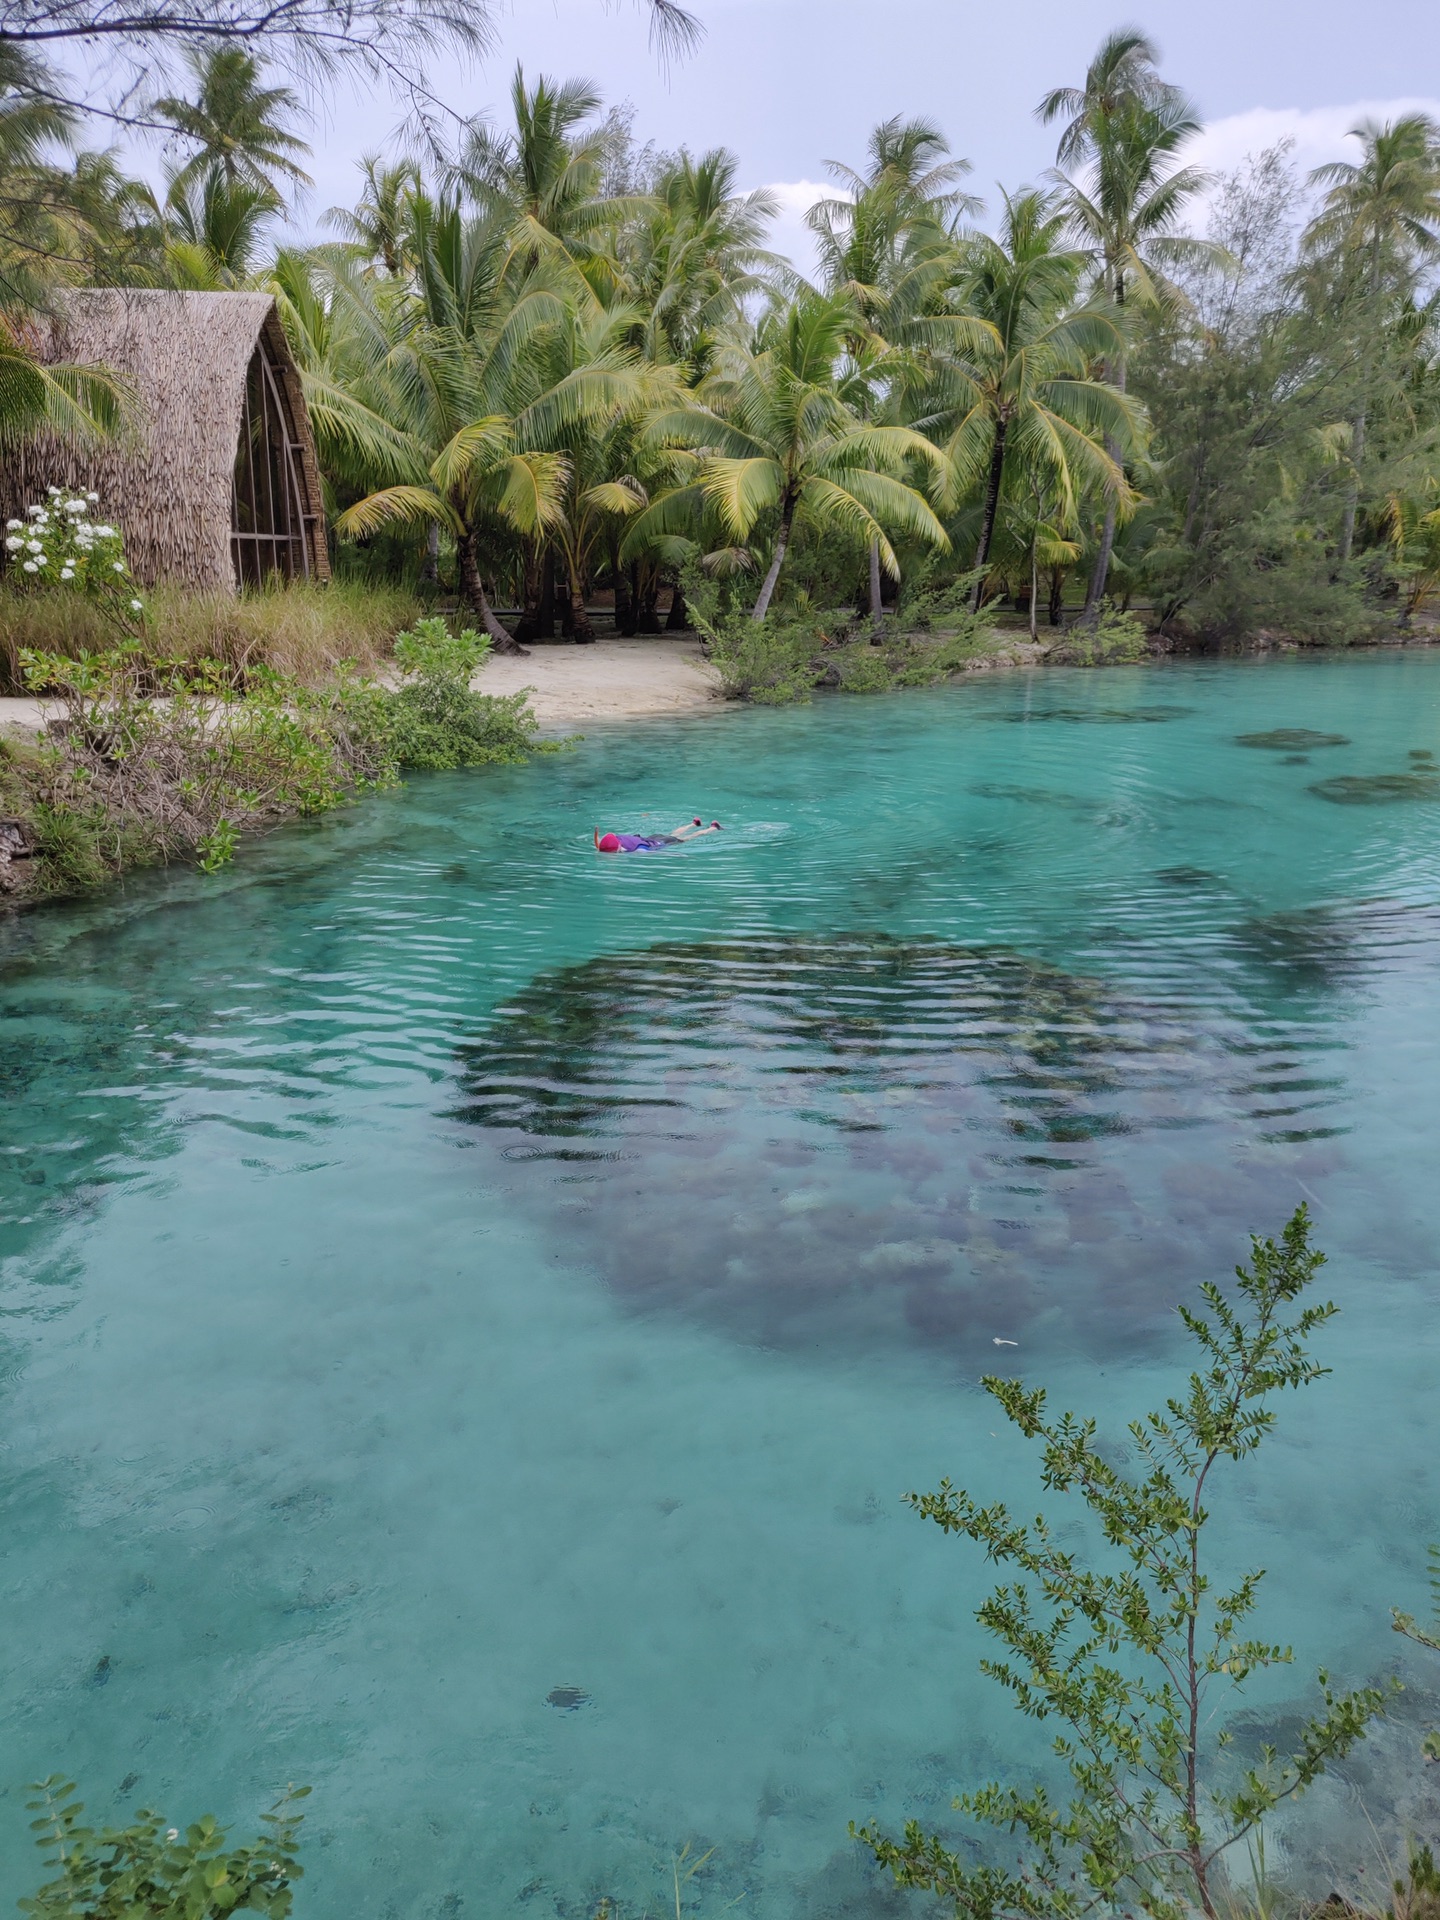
<box><xmin>475</xmin><ymin>635</ymin><xmax>722</xmax><ymax>728</ymax></box>
<box><xmin>0</xmin><ymin>637</ymin><xmax>723</xmax><ymax>740</ymax></box>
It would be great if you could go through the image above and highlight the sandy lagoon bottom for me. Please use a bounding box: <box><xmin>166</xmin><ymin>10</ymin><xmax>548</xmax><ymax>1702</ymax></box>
<box><xmin>2</xmin><ymin>654</ymin><xmax>1439</xmax><ymax>1916</ymax></box>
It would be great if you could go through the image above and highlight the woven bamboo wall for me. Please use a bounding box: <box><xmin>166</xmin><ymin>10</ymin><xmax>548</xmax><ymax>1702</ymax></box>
<box><xmin>0</xmin><ymin>289</ymin><xmax>330</xmax><ymax>592</ymax></box>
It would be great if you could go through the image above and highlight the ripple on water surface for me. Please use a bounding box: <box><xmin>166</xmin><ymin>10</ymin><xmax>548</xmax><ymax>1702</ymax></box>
<box><xmin>2</xmin><ymin>656</ymin><xmax>1440</xmax><ymax>1916</ymax></box>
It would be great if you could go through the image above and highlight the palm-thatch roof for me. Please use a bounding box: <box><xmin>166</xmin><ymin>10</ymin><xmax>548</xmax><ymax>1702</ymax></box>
<box><xmin>0</xmin><ymin>289</ymin><xmax>329</xmax><ymax>592</ymax></box>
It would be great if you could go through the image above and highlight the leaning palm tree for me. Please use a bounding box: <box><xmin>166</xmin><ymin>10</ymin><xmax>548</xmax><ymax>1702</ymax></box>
<box><xmin>923</xmin><ymin>190</ymin><xmax>1145</xmax><ymax>607</ymax></box>
<box><xmin>1303</xmin><ymin>115</ymin><xmax>1440</xmax><ymax>563</ymax></box>
<box><xmin>642</xmin><ymin>289</ymin><xmax>951</xmax><ymax>621</ymax></box>
<box><xmin>333</xmin><ymin>318</ymin><xmax>570</xmax><ymax>650</ymax></box>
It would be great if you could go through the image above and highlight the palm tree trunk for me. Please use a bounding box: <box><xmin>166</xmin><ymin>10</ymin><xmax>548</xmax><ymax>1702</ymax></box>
<box><xmin>420</xmin><ymin>522</ymin><xmax>440</xmax><ymax>589</ymax></box>
<box><xmin>457</xmin><ymin>530</ymin><xmax>527</xmax><ymax>655</ymax></box>
<box><xmin>869</xmin><ymin>536</ymin><xmax>884</xmax><ymax>643</ymax></box>
<box><xmin>515</xmin><ymin>544</ymin><xmax>549</xmax><ymax>641</ymax></box>
<box><xmin>568</xmin><ymin>570</ymin><xmax>595</xmax><ymax>643</ymax></box>
<box><xmin>1337</xmin><ymin>407</ymin><xmax>1366</xmax><ymax>567</ymax></box>
<box><xmin>613</xmin><ymin>549</ymin><xmax>635</xmax><ymax>634</ymax></box>
<box><xmin>637</xmin><ymin>571</ymin><xmax>662</xmax><ymax>634</ymax></box>
<box><xmin>665</xmin><ymin>580</ymin><xmax>688</xmax><ymax>630</ymax></box>
<box><xmin>969</xmin><ymin>420</ymin><xmax>1009</xmax><ymax>611</ymax></box>
<box><xmin>1049</xmin><ymin>566</ymin><xmax>1064</xmax><ymax>627</ymax></box>
<box><xmin>1083</xmin><ymin>355</ymin><xmax>1126</xmax><ymax>626</ymax></box>
<box><xmin>752</xmin><ymin>494</ymin><xmax>797</xmax><ymax>621</ymax></box>
<box><xmin>1029</xmin><ymin>539</ymin><xmax>1040</xmax><ymax>642</ymax></box>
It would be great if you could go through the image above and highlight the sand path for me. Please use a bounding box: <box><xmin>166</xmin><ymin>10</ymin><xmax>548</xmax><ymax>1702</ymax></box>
<box><xmin>0</xmin><ymin>637</ymin><xmax>723</xmax><ymax>740</ymax></box>
<box><xmin>475</xmin><ymin>635</ymin><xmax>721</xmax><ymax>727</ymax></box>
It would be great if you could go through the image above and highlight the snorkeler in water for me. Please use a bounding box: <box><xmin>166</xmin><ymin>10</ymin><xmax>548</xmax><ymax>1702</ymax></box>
<box><xmin>594</xmin><ymin>817</ymin><xmax>723</xmax><ymax>853</ymax></box>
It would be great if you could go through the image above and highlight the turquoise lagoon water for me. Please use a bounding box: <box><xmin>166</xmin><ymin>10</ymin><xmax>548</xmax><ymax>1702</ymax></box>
<box><xmin>2</xmin><ymin>653</ymin><xmax>1440</xmax><ymax>1914</ymax></box>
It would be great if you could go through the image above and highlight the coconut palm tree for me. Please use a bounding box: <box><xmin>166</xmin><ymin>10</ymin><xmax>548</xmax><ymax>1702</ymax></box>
<box><xmin>332</xmin><ymin>313</ymin><xmax>569</xmax><ymax>650</ymax></box>
<box><xmin>625</xmin><ymin>148</ymin><xmax>784</xmax><ymax>371</ymax></box>
<box><xmin>1054</xmin><ymin>92</ymin><xmax>1213</xmax><ymax>615</ymax></box>
<box><xmin>162</xmin><ymin>167</ymin><xmax>283</xmax><ymax>288</ymax></box>
<box><xmin>448</xmin><ymin>66</ymin><xmax>627</xmax><ymax>268</ymax></box>
<box><xmin>1304</xmin><ymin>115</ymin><xmax>1440</xmax><ymax>563</ymax></box>
<box><xmin>643</xmin><ymin>289</ymin><xmax>951</xmax><ymax>620</ymax></box>
<box><xmin>923</xmin><ymin>189</ymin><xmax>1144</xmax><ymax>607</ymax></box>
<box><xmin>324</xmin><ymin>156</ymin><xmax>423</xmax><ymax>278</ymax></box>
<box><xmin>509</xmin><ymin>288</ymin><xmax>686</xmax><ymax>638</ymax></box>
<box><xmin>155</xmin><ymin>46</ymin><xmax>312</xmax><ymax>200</ymax></box>
<box><xmin>808</xmin><ymin>117</ymin><xmax>977</xmax><ymax>635</ymax></box>
<box><xmin>1036</xmin><ymin>27</ymin><xmax>1180</xmax><ymax>165</ymax></box>
<box><xmin>808</xmin><ymin>114</ymin><xmax>979</xmax><ymax>323</ymax></box>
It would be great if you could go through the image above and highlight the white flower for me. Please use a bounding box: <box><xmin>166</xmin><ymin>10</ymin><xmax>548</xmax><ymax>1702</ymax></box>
<box><xmin>25</xmin><ymin>540</ymin><xmax>42</xmax><ymax>553</ymax></box>
<box><xmin>5</xmin><ymin>518</ymin><xmax>19</xmax><ymax>530</ymax></box>
<box><xmin>4</xmin><ymin>536</ymin><xmax>21</xmax><ymax>551</ymax></box>
<box><xmin>166</xmin><ymin>1829</ymin><xmax>179</xmax><ymax>1842</ymax></box>
<box><xmin>46</xmin><ymin>485</ymin><xmax>59</xmax><ymax>496</ymax></box>
<box><xmin>87</xmin><ymin>491</ymin><xmax>99</xmax><ymax>502</ymax></box>
<box><xmin>22</xmin><ymin>561</ymin><xmax>37</xmax><ymax>573</ymax></box>
<box><xmin>112</xmin><ymin>560</ymin><xmax>124</xmax><ymax>572</ymax></box>
<box><xmin>65</xmin><ymin>498</ymin><xmax>85</xmax><ymax>514</ymax></box>
<box><xmin>130</xmin><ymin>597</ymin><xmax>143</xmax><ymax>611</ymax></box>
<box><xmin>60</xmin><ymin>566</ymin><xmax>75</xmax><ymax>579</ymax></box>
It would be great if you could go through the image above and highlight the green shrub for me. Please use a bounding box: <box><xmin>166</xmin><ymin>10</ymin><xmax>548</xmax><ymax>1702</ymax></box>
<box><xmin>1053</xmin><ymin>602</ymin><xmax>1151</xmax><ymax>666</ymax></box>
<box><xmin>5</xmin><ymin>643</ymin><xmax>396</xmax><ymax>893</ymax></box>
<box><xmin>18</xmin><ymin>1776</ymin><xmax>306</xmax><ymax>1920</ymax></box>
<box><xmin>377</xmin><ymin>615</ymin><xmax>563</xmax><ymax>769</ymax></box>
<box><xmin>700</xmin><ymin>612</ymin><xmax>824</xmax><ymax>705</ymax></box>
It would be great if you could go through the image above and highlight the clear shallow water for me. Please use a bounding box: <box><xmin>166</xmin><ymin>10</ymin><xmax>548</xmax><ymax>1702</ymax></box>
<box><xmin>3</xmin><ymin>654</ymin><xmax>1440</xmax><ymax>1914</ymax></box>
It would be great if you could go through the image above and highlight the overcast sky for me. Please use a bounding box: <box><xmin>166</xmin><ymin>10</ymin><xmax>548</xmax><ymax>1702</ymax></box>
<box><xmin>150</xmin><ymin>0</ymin><xmax>1440</xmax><ymax>272</ymax></box>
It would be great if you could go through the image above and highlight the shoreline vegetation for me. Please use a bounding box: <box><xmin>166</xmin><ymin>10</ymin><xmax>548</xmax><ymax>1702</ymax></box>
<box><xmin>3</xmin><ymin>598</ymin><xmax>1438</xmax><ymax>910</ymax></box>
<box><xmin>0</xmin><ymin>616</ymin><xmax>565</xmax><ymax>908</ymax></box>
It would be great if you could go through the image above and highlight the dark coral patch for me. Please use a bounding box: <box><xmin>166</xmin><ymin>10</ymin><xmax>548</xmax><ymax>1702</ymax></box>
<box><xmin>1310</xmin><ymin>773</ymin><xmax>1440</xmax><ymax>805</ymax></box>
<box><xmin>1236</xmin><ymin>729</ymin><xmax>1349</xmax><ymax>750</ymax></box>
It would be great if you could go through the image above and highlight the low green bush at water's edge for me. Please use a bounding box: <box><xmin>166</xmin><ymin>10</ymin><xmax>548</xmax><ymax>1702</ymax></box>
<box><xmin>0</xmin><ymin>616</ymin><xmax>567</xmax><ymax>909</ymax></box>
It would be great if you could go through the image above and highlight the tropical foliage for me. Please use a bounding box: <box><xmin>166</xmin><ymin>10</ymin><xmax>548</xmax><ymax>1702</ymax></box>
<box><xmin>857</xmin><ymin>1207</ymin><xmax>1396</xmax><ymax>1920</ymax></box>
<box><xmin>3</xmin><ymin>33</ymin><xmax>1440</xmax><ymax>650</ymax></box>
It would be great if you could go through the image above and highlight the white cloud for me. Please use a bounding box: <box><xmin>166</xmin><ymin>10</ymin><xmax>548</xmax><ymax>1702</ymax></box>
<box><xmin>1190</xmin><ymin>97</ymin><xmax>1440</xmax><ymax>192</ymax></box>
<box><xmin>757</xmin><ymin>179</ymin><xmax>837</xmax><ymax>283</ymax></box>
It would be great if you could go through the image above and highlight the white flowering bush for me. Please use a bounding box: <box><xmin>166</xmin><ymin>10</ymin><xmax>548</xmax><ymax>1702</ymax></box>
<box><xmin>4</xmin><ymin>486</ymin><xmax>145</xmax><ymax>628</ymax></box>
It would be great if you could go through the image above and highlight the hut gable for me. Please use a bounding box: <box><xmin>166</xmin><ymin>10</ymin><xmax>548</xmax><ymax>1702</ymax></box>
<box><xmin>0</xmin><ymin>289</ymin><xmax>329</xmax><ymax>593</ymax></box>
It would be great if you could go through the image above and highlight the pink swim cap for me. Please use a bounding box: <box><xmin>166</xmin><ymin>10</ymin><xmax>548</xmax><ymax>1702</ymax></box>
<box><xmin>597</xmin><ymin>832</ymin><xmax>621</xmax><ymax>852</ymax></box>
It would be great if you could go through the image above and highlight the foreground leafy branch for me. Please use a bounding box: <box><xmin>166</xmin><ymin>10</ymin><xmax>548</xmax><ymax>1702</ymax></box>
<box><xmin>1393</xmin><ymin>1541</ymin><xmax>1440</xmax><ymax>1762</ymax></box>
<box><xmin>856</xmin><ymin>1207</ymin><xmax>1394</xmax><ymax>1920</ymax></box>
<box><xmin>17</xmin><ymin>1778</ymin><xmax>308</xmax><ymax>1920</ymax></box>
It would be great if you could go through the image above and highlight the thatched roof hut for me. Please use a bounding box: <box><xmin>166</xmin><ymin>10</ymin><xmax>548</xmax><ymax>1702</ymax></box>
<box><xmin>1</xmin><ymin>289</ymin><xmax>330</xmax><ymax>593</ymax></box>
